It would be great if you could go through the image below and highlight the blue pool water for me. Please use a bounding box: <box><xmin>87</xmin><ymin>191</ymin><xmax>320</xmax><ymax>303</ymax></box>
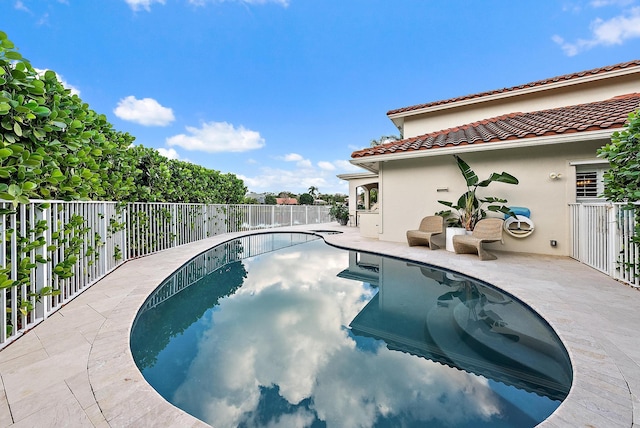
<box><xmin>131</xmin><ymin>232</ymin><xmax>572</xmax><ymax>428</ymax></box>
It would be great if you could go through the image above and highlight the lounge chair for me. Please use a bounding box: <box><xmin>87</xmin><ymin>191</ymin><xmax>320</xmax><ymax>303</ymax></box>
<box><xmin>452</xmin><ymin>218</ymin><xmax>504</xmax><ymax>260</ymax></box>
<box><xmin>406</xmin><ymin>216</ymin><xmax>444</xmax><ymax>250</ymax></box>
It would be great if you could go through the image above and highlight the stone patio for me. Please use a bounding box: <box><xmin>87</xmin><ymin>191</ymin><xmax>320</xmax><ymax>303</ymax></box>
<box><xmin>0</xmin><ymin>225</ymin><xmax>639</xmax><ymax>427</ymax></box>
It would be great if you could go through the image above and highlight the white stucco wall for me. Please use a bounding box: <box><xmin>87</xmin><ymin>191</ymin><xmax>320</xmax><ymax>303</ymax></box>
<box><xmin>377</xmin><ymin>139</ymin><xmax>608</xmax><ymax>256</ymax></box>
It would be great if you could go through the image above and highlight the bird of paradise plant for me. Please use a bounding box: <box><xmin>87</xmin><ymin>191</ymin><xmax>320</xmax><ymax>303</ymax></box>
<box><xmin>438</xmin><ymin>155</ymin><xmax>519</xmax><ymax>230</ymax></box>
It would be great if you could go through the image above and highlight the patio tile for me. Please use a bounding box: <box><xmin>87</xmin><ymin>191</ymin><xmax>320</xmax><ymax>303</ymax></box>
<box><xmin>0</xmin><ymin>333</ymin><xmax>43</xmax><ymax>363</ymax></box>
<box><xmin>93</xmin><ymin>377</ymin><xmax>162</xmax><ymax>426</ymax></box>
<box><xmin>9</xmin><ymin>393</ymin><xmax>93</xmax><ymax>428</ymax></box>
<box><xmin>0</xmin><ymin>347</ymin><xmax>49</xmax><ymax>374</ymax></box>
<box><xmin>65</xmin><ymin>371</ymin><xmax>96</xmax><ymax>411</ymax></box>
<box><xmin>34</xmin><ymin>328</ymin><xmax>92</xmax><ymax>357</ymax></box>
<box><xmin>8</xmin><ymin>380</ymin><xmax>75</xmax><ymax>423</ymax></box>
<box><xmin>2</xmin><ymin>226</ymin><xmax>640</xmax><ymax>426</ymax></box>
<box><xmin>0</xmin><ymin>380</ymin><xmax>12</xmax><ymax>427</ymax></box>
<box><xmin>84</xmin><ymin>403</ymin><xmax>110</xmax><ymax>428</ymax></box>
<box><xmin>2</xmin><ymin>342</ymin><xmax>90</xmax><ymax>405</ymax></box>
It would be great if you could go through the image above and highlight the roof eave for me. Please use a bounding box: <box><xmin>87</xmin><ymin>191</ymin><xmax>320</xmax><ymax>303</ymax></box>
<box><xmin>350</xmin><ymin>129</ymin><xmax>615</xmax><ymax>166</ymax></box>
<box><xmin>387</xmin><ymin>67</ymin><xmax>640</xmax><ymax>120</ymax></box>
<box><xmin>336</xmin><ymin>171</ymin><xmax>379</xmax><ymax>180</ymax></box>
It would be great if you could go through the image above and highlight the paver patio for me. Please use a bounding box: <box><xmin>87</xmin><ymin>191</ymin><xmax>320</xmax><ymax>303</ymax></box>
<box><xmin>0</xmin><ymin>225</ymin><xmax>639</xmax><ymax>427</ymax></box>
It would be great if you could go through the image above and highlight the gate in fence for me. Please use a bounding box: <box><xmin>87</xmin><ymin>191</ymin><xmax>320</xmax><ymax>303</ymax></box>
<box><xmin>569</xmin><ymin>202</ymin><xmax>639</xmax><ymax>288</ymax></box>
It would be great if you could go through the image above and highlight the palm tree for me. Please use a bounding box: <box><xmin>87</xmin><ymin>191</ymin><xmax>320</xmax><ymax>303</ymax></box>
<box><xmin>370</xmin><ymin>135</ymin><xmax>401</xmax><ymax>147</ymax></box>
<box><xmin>308</xmin><ymin>186</ymin><xmax>318</xmax><ymax>198</ymax></box>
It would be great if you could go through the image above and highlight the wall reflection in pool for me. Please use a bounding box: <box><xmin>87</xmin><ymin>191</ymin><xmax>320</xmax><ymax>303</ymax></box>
<box><xmin>130</xmin><ymin>232</ymin><xmax>572</xmax><ymax>428</ymax></box>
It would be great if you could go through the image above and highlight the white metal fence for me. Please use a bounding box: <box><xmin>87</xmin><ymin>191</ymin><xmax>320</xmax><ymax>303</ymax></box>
<box><xmin>0</xmin><ymin>201</ymin><xmax>331</xmax><ymax>348</ymax></box>
<box><xmin>569</xmin><ymin>202</ymin><xmax>639</xmax><ymax>287</ymax></box>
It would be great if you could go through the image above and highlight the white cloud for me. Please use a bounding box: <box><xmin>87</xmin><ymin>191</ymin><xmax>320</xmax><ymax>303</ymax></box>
<box><xmin>14</xmin><ymin>1</ymin><xmax>29</xmax><ymax>12</ymax></box>
<box><xmin>591</xmin><ymin>0</ymin><xmax>634</xmax><ymax>7</ymax></box>
<box><xmin>167</xmin><ymin>121</ymin><xmax>265</xmax><ymax>153</ymax></box>
<box><xmin>34</xmin><ymin>68</ymin><xmax>81</xmax><ymax>96</ymax></box>
<box><xmin>237</xmin><ymin>158</ymin><xmax>365</xmax><ymax>194</ymax></box>
<box><xmin>279</xmin><ymin>153</ymin><xmax>313</xmax><ymax>168</ymax></box>
<box><xmin>157</xmin><ymin>147</ymin><xmax>180</xmax><ymax>159</ymax></box>
<box><xmin>124</xmin><ymin>0</ymin><xmax>165</xmax><ymax>11</ymax></box>
<box><xmin>553</xmin><ymin>6</ymin><xmax>640</xmax><ymax>55</ymax></box>
<box><xmin>238</xmin><ymin>167</ymin><xmax>330</xmax><ymax>192</ymax></box>
<box><xmin>114</xmin><ymin>96</ymin><xmax>175</xmax><ymax>126</ymax></box>
<box><xmin>283</xmin><ymin>153</ymin><xmax>304</xmax><ymax>162</ymax></box>
<box><xmin>189</xmin><ymin>0</ymin><xmax>290</xmax><ymax>6</ymax></box>
<box><xmin>333</xmin><ymin>159</ymin><xmax>363</xmax><ymax>172</ymax></box>
<box><xmin>317</xmin><ymin>161</ymin><xmax>336</xmax><ymax>171</ymax></box>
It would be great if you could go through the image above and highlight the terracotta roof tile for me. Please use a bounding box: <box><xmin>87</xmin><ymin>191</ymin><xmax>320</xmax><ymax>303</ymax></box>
<box><xmin>352</xmin><ymin>93</ymin><xmax>640</xmax><ymax>159</ymax></box>
<box><xmin>387</xmin><ymin>59</ymin><xmax>640</xmax><ymax>116</ymax></box>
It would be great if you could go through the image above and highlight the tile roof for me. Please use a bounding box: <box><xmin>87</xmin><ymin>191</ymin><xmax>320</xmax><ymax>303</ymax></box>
<box><xmin>387</xmin><ymin>59</ymin><xmax>640</xmax><ymax>116</ymax></box>
<box><xmin>352</xmin><ymin>93</ymin><xmax>640</xmax><ymax>159</ymax></box>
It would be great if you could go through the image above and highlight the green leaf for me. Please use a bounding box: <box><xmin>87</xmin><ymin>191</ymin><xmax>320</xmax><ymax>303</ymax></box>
<box><xmin>32</xmin><ymin>106</ymin><xmax>51</xmax><ymax>117</ymax></box>
<box><xmin>0</xmin><ymin>279</ymin><xmax>16</xmax><ymax>289</ymax></box>
<box><xmin>0</xmin><ymin>148</ymin><xmax>13</xmax><ymax>158</ymax></box>
<box><xmin>454</xmin><ymin>155</ymin><xmax>478</xmax><ymax>187</ymax></box>
<box><xmin>8</xmin><ymin>184</ymin><xmax>21</xmax><ymax>196</ymax></box>
<box><xmin>50</xmin><ymin>121</ymin><xmax>67</xmax><ymax>130</ymax></box>
<box><xmin>5</xmin><ymin>51</ymin><xmax>22</xmax><ymax>60</ymax></box>
<box><xmin>22</xmin><ymin>181</ymin><xmax>37</xmax><ymax>191</ymax></box>
<box><xmin>13</xmin><ymin>121</ymin><xmax>22</xmax><ymax>137</ymax></box>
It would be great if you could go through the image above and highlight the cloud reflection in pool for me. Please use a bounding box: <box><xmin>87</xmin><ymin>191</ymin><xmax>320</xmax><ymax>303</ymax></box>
<box><xmin>131</xmin><ymin>233</ymin><xmax>569</xmax><ymax>428</ymax></box>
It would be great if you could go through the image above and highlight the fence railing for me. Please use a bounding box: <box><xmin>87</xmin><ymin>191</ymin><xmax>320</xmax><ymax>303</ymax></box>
<box><xmin>0</xmin><ymin>201</ymin><xmax>331</xmax><ymax>348</ymax></box>
<box><xmin>569</xmin><ymin>202</ymin><xmax>639</xmax><ymax>287</ymax></box>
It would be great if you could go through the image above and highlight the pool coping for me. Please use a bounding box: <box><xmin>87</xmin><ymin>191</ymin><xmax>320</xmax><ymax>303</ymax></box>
<box><xmin>0</xmin><ymin>225</ymin><xmax>638</xmax><ymax>427</ymax></box>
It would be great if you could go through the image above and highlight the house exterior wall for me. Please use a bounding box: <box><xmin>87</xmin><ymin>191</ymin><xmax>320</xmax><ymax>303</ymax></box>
<box><xmin>400</xmin><ymin>74</ymin><xmax>640</xmax><ymax>138</ymax></box>
<box><xmin>378</xmin><ymin>139</ymin><xmax>607</xmax><ymax>256</ymax></box>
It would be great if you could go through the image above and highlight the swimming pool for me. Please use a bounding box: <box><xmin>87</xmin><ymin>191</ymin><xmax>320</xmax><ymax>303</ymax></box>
<box><xmin>130</xmin><ymin>232</ymin><xmax>572</xmax><ymax>427</ymax></box>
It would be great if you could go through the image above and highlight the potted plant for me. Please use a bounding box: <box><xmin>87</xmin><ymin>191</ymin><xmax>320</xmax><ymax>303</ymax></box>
<box><xmin>438</xmin><ymin>155</ymin><xmax>519</xmax><ymax>231</ymax></box>
<box><xmin>329</xmin><ymin>203</ymin><xmax>350</xmax><ymax>226</ymax></box>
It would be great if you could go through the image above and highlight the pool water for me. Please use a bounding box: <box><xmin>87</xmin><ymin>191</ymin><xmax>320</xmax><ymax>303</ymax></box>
<box><xmin>131</xmin><ymin>233</ymin><xmax>572</xmax><ymax>428</ymax></box>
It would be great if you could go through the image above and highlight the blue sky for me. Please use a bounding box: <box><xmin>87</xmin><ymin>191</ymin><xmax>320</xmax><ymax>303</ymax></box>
<box><xmin>3</xmin><ymin>0</ymin><xmax>640</xmax><ymax>195</ymax></box>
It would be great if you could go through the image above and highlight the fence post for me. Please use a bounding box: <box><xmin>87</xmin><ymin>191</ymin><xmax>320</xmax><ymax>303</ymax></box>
<box><xmin>608</xmin><ymin>204</ymin><xmax>617</xmax><ymax>279</ymax></box>
<box><xmin>34</xmin><ymin>204</ymin><xmax>48</xmax><ymax>320</ymax></box>
<box><xmin>0</xmin><ymin>204</ymin><xmax>6</xmax><ymax>344</ymax></box>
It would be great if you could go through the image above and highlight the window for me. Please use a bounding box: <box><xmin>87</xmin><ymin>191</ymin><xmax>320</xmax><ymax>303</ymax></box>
<box><xmin>575</xmin><ymin>166</ymin><xmax>607</xmax><ymax>201</ymax></box>
<box><xmin>576</xmin><ymin>171</ymin><xmax>598</xmax><ymax>198</ymax></box>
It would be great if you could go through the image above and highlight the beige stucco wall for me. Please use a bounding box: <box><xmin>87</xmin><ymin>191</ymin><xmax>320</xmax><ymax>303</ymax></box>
<box><xmin>377</xmin><ymin>139</ymin><xmax>608</xmax><ymax>256</ymax></box>
<box><xmin>400</xmin><ymin>73</ymin><xmax>640</xmax><ymax>138</ymax></box>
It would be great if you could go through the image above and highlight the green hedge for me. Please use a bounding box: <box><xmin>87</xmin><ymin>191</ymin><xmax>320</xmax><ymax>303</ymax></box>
<box><xmin>0</xmin><ymin>30</ymin><xmax>246</xmax><ymax>207</ymax></box>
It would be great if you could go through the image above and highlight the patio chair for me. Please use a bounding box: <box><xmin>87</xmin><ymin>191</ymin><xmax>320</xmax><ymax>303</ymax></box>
<box><xmin>452</xmin><ymin>218</ymin><xmax>504</xmax><ymax>261</ymax></box>
<box><xmin>406</xmin><ymin>215</ymin><xmax>444</xmax><ymax>250</ymax></box>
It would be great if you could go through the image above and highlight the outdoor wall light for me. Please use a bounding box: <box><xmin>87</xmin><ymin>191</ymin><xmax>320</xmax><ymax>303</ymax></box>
<box><xmin>549</xmin><ymin>172</ymin><xmax>562</xmax><ymax>180</ymax></box>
